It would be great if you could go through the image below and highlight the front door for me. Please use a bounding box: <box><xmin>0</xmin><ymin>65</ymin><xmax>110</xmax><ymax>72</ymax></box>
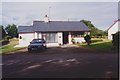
<box><xmin>63</xmin><ymin>32</ymin><xmax>69</xmax><ymax>44</ymax></box>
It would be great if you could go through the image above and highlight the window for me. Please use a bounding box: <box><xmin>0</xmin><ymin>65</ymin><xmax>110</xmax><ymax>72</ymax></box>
<box><xmin>42</xmin><ymin>33</ymin><xmax>57</xmax><ymax>43</ymax></box>
<box><xmin>19</xmin><ymin>36</ymin><xmax>22</xmax><ymax>39</ymax></box>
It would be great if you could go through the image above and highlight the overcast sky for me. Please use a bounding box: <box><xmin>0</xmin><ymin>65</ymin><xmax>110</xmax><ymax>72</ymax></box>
<box><xmin>1</xmin><ymin>1</ymin><xmax>119</xmax><ymax>30</ymax></box>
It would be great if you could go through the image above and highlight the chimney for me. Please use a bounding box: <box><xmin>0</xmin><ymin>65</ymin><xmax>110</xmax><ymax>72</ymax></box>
<box><xmin>44</xmin><ymin>14</ymin><xmax>50</xmax><ymax>23</ymax></box>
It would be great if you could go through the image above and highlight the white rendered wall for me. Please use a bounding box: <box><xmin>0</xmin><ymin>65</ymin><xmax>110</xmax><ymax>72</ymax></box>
<box><xmin>19</xmin><ymin>33</ymin><xmax>34</xmax><ymax>47</ymax></box>
<box><xmin>46</xmin><ymin>43</ymin><xmax>59</xmax><ymax>47</ymax></box>
<box><xmin>38</xmin><ymin>33</ymin><xmax>42</xmax><ymax>38</ymax></box>
<box><xmin>108</xmin><ymin>22</ymin><xmax>119</xmax><ymax>40</ymax></box>
<box><xmin>34</xmin><ymin>32</ymin><xmax>38</xmax><ymax>39</ymax></box>
<box><xmin>58</xmin><ymin>32</ymin><xmax>63</xmax><ymax>45</ymax></box>
<box><xmin>68</xmin><ymin>32</ymin><xmax>72</xmax><ymax>44</ymax></box>
<box><xmin>73</xmin><ymin>37</ymin><xmax>85</xmax><ymax>43</ymax></box>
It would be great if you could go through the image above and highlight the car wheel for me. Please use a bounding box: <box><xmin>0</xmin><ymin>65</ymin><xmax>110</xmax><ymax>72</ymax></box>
<box><xmin>28</xmin><ymin>49</ymin><xmax>32</xmax><ymax>53</ymax></box>
<box><xmin>44</xmin><ymin>46</ymin><xmax>47</xmax><ymax>49</ymax></box>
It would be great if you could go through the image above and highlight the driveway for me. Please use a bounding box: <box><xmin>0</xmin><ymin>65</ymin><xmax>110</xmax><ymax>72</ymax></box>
<box><xmin>2</xmin><ymin>46</ymin><xmax>118</xmax><ymax>78</ymax></box>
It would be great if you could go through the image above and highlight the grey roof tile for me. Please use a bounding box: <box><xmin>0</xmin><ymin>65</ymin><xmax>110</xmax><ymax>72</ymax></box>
<box><xmin>18</xmin><ymin>21</ymin><xmax>90</xmax><ymax>33</ymax></box>
<box><xmin>33</xmin><ymin>21</ymin><xmax>90</xmax><ymax>32</ymax></box>
<box><xmin>18</xmin><ymin>26</ymin><xmax>33</xmax><ymax>33</ymax></box>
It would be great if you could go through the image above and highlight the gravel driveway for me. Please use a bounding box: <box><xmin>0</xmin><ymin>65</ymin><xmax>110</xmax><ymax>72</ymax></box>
<box><xmin>2</xmin><ymin>46</ymin><xmax>118</xmax><ymax>78</ymax></box>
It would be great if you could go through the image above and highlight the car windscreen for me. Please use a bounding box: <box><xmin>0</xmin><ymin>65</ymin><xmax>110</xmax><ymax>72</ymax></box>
<box><xmin>31</xmin><ymin>39</ymin><xmax>43</xmax><ymax>43</ymax></box>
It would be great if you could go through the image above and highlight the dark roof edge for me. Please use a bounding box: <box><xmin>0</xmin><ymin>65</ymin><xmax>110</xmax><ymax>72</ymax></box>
<box><xmin>18</xmin><ymin>32</ymin><xmax>34</xmax><ymax>34</ymax></box>
<box><xmin>18</xmin><ymin>25</ymin><xmax>33</xmax><ymax>27</ymax></box>
<box><xmin>34</xmin><ymin>30</ymin><xmax>91</xmax><ymax>32</ymax></box>
<box><xmin>18</xmin><ymin>30</ymin><xmax>90</xmax><ymax>33</ymax></box>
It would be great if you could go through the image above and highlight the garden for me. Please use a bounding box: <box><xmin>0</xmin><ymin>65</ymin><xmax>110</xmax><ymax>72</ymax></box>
<box><xmin>0</xmin><ymin>38</ymin><xmax>25</xmax><ymax>54</ymax></box>
<box><xmin>79</xmin><ymin>38</ymin><xmax>113</xmax><ymax>51</ymax></box>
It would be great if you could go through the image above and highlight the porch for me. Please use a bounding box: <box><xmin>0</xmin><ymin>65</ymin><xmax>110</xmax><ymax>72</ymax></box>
<box><xmin>34</xmin><ymin>31</ymin><xmax>90</xmax><ymax>47</ymax></box>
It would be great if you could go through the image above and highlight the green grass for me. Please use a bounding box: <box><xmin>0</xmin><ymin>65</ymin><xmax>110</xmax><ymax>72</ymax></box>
<box><xmin>0</xmin><ymin>38</ymin><xmax>26</xmax><ymax>54</ymax></box>
<box><xmin>79</xmin><ymin>38</ymin><xmax>112</xmax><ymax>51</ymax></box>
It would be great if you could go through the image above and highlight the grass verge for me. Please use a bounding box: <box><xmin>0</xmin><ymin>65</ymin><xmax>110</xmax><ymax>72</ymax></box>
<box><xmin>79</xmin><ymin>38</ymin><xmax>112</xmax><ymax>51</ymax></box>
<box><xmin>0</xmin><ymin>38</ymin><xmax>26</xmax><ymax>54</ymax></box>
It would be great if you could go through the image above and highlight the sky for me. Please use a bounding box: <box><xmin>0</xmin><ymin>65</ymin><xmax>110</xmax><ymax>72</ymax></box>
<box><xmin>1</xmin><ymin>1</ymin><xmax>119</xmax><ymax>31</ymax></box>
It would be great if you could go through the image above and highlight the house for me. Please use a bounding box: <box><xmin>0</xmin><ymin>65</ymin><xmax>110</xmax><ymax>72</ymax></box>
<box><xmin>107</xmin><ymin>20</ymin><xmax>119</xmax><ymax>40</ymax></box>
<box><xmin>17</xmin><ymin>15</ymin><xmax>90</xmax><ymax>47</ymax></box>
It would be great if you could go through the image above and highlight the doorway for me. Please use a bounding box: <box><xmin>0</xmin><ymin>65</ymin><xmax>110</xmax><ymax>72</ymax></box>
<box><xmin>63</xmin><ymin>32</ymin><xmax>69</xmax><ymax>44</ymax></box>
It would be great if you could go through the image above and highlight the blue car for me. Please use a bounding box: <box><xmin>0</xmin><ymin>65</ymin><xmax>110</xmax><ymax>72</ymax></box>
<box><xmin>28</xmin><ymin>39</ymin><xmax>46</xmax><ymax>52</ymax></box>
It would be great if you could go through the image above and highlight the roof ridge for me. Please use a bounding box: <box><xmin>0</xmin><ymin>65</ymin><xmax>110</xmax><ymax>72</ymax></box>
<box><xmin>33</xmin><ymin>21</ymin><xmax>81</xmax><ymax>22</ymax></box>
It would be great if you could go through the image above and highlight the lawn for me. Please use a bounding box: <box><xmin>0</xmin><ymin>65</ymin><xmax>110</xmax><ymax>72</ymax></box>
<box><xmin>79</xmin><ymin>38</ymin><xmax>112</xmax><ymax>51</ymax></box>
<box><xmin>0</xmin><ymin>38</ymin><xmax>26</xmax><ymax>54</ymax></box>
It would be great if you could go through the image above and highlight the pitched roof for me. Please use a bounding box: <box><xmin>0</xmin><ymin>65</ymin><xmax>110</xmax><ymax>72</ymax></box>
<box><xmin>18</xmin><ymin>26</ymin><xmax>34</xmax><ymax>33</ymax></box>
<box><xmin>107</xmin><ymin>20</ymin><xmax>120</xmax><ymax>31</ymax></box>
<box><xmin>33</xmin><ymin>21</ymin><xmax>90</xmax><ymax>32</ymax></box>
<box><xmin>18</xmin><ymin>21</ymin><xmax>90</xmax><ymax>33</ymax></box>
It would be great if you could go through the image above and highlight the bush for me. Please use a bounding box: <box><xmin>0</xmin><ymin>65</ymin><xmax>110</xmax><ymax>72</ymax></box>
<box><xmin>4</xmin><ymin>36</ymin><xmax>11</xmax><ymax>40</ymax></box>
<box><xmin>1</xmin><ymin>40</ymin><xmax>9</xmax><ymax>46</ymax></box>
<box><xmin>71</xmin><ymin>38</ymin><xmax>75</xmax><ymax>44</ymax></box>
<box><xmin>96</xmin><ymin>34</ymin><xmax>102</xmax><ymax>38</ymax></box>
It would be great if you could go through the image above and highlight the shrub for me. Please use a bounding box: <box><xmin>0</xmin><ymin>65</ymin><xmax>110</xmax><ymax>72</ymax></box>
<box><xmin>71</xmin><ymin>38</ymin><xmax>75</xmax><ymax>44</ymax></box>
<box><xmin>1</xmin><ymin>40</ymin><xmax>10</xmax><ymax>46</ymax></box>
<box><xmin>4</xmin><ymin>36</ymin><xmax>11</xmax><ymax>40</ymax></box>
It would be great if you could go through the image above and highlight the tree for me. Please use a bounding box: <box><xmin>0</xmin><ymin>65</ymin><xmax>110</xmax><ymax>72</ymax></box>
<box><xmin>80</xmin><ymin>20</ymin><xmax>105</xmax><ymax>37</ymax></box>
<box><xmin>0</xmin><ymin>25</ymin><xmax>6</xmax><ymax>40</ymax></box>
<box><xmin>5</xmin><ymin>24</ymin><xmax>18</xmax><ymax>38</ymax></box>
<box><xmin>103</xmin><ymin>30</ymin><xmax>108</xmax><ymax>36</ymax></box>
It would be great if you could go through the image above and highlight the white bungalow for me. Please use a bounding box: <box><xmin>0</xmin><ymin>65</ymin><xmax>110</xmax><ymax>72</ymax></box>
<box><xmin>17</xmin><ymin>15</ymin><xmax>90</xmax><ymax>47</ymax></box>
<box><xmin>107</xmin><ymin>20</ymin><xmax>120</xmax><ymax>40</ymax></box>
